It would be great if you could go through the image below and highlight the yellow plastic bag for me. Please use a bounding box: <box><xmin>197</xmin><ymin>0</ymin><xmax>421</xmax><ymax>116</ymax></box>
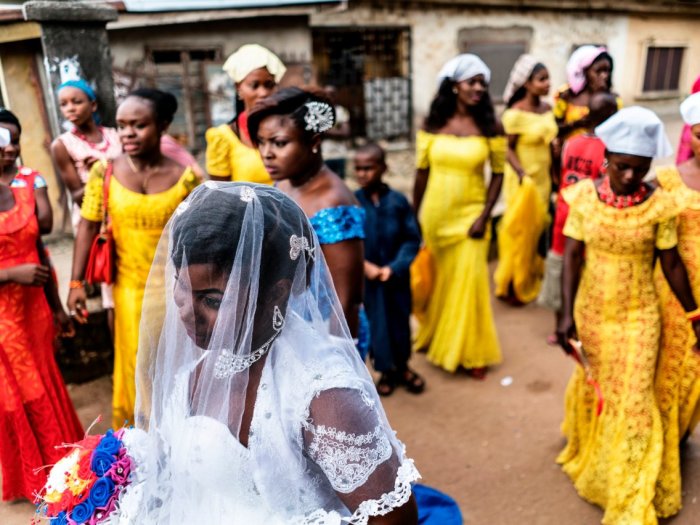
<box><xmin>411</xmin><ymin>246</ymin><xmax>434</xmax><ymax>321</ymax></box>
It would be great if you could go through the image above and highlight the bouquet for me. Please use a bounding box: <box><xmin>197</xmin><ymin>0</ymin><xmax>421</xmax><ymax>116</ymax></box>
<box><xmin>36</xmin><ymin>426</ymin><xmax>148</xmax><ymax>525</ymax></box>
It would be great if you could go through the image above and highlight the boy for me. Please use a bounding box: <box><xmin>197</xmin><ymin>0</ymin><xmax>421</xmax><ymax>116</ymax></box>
<box><xmin>354</xmin><ymin>143</ymin><xmax>424</xmax><ymax>396</ymax></box>
<box><xmin>538</xmin><ymin>92</ymin><xmax>618</xmax><ymax>338</ymax></box>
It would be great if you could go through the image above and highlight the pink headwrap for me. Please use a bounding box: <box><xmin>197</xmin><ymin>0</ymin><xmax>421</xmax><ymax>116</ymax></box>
<box><xmin>566</xmin><ymin>45</ymin><xmax>608</xmax><ymax>95</ymax></box>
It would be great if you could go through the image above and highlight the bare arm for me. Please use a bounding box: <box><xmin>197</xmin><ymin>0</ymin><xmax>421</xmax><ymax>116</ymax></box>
<box><xmin>506</xmin><ymin>134</ymin><xmax>525</xmax><ymax>179</ymax></box>
<box><xmin>659</xmin><ymin>247</ymin><xmax>700</xmax><ymax>347</ymax></box>
<box><xmin>412</xmin><ymin>167</ymin><xmax>429</xmax><ymax>216</ymax></box>
<box><xmin>367</xmin><ymin>497</ymin><xmax>418</xmax><ymax>524</ymax></box>
<box><xmin>468</xmin><ymin>171</ymin><xmax>503</xmax><ymax>239</ymax></box>
<box><xmin>557</xmin><ymin>236</ymin><xmax>585</xmax><ymax>349</ymax></box>
<box><xmin>51</xmin><ymin>139</ymin><xmax>85</xmax><ymax>207</ymax></box>
<box><xmin>34</xmin><ymin>186</ymin><xmax>53</xmax><ymax>233</ymax></box>
<box><xmin>322</xmin><ymin>239</ymin><xmax>364</xmax><ymax>338</ymax></box>
<box><xmin>66</xmin><ymin>217</ymin><xmax>100</xmax><ymax>323</ymax></box>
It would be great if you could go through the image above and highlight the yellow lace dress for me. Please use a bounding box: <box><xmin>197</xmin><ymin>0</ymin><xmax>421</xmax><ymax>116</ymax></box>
<box><xmin>81</xmin><ymin>161</ymin><xmax>199</xmax><ymax>427</ymax></box>
<box><xmin>414</xmin><ymin>129</ymin><xmax>505</xmax><ymax>371</ymax></box>
<box><xmin>653</xmin><ymin>166</ymin><xmax>700</xmax><ymax>517</ymax></box>
<box><xmin>494</xmin><ymin>109</ymin><xmax>557</xmax><ymax>303</ymax></box>
<box><xmin>558</xmin><ymin>178</ymin><xmax>680</xmax><ymax>524</ymax></box>
<box><xmin>205</xmin><ymin>124</ymin><xmax>272</xmax><ymax>184</ymax></box>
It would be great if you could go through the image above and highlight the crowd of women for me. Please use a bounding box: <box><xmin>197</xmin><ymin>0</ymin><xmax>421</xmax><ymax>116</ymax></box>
<box><xmin>1</xmin><ymin>37</ymin><xmax>700</xmax><ymax>524</ymax></box>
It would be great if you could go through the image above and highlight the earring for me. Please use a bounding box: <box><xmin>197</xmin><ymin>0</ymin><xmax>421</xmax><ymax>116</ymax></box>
<box><xmin>452</xmin><ymin>87</ymin><xmax>458</xmax><ymax>94</ymax></box>
<box><xmin>312</xmin><ymin>146</ymin><xmax>319</xmax><ymax>154</ymax></box>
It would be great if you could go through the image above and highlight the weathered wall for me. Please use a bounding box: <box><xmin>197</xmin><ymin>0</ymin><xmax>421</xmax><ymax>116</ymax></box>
<box><xmin>108</xmin><ymin>16</ymin><xmax>311</xmax><ymax>75</ymax></box>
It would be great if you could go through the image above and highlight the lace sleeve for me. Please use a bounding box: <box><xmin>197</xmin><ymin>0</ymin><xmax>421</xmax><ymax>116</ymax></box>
<box><xmin>303</xmin><ymin>388</ymin><xmax>419</xmax><ymax>522</ymax></box>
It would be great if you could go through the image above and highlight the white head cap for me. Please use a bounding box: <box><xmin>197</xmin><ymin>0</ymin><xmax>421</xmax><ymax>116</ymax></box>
<box><xmin>595</xmin><ymin>106</ymin><xmax>672</xmax><ymax>159</ymax></box>
<box><xmin>222</xmin><ymin>44</ymin><xmax>287</xmax><ymax>84</ymax></box>
<box><xmin>680</xmin><ymin>92</ymin><xmax>700</xmax><ymax>126</ymax></box>
<box><xmin>0</xmin><ymin>127</ymin><xmax>9</xmax><ymax>148</ymax></box>
<box><xmin>436</xmin><ymin>54</ymin><xmax>491</xmax><ymax>87</ymax></box>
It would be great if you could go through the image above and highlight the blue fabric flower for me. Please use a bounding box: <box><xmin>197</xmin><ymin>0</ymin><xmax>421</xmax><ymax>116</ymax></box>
<box><xmin>51</xmin><ymin>511</ymin><xmax>68</xmax><ymax>525</ymax></box>
<box><xmin>91</xmin><ymin>450</ymin><xmax>117</xmax><ymax>476</ymax></box>
<box><xmin>309</xmin><ymin>206</ymin><xmax>365</xmax><ymax>245</ymax></box>
<box><xmin>70</xmin><ymin>500</ymin><xmax>94</xmax><ymax>524</ymax></box>
<box><xmin>88</xmin><ymin>477</ymin><xmax>115</xmax><ymax>508</ymax></box>
<box><xmin>96</xmin><ymin>431</ymin><xmax>122</xmax><ymax>456</ymax></box>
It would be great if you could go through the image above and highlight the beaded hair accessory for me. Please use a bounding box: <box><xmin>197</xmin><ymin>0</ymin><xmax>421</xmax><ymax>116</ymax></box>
<box><xmin>289</xmin><ymin>234</ymin><xmax>315</xmax><ymax>261</ymax></box>
<box><xmin>303</xmin><ymin>101</ymin><xmax>335</xmax><ymax>133</ymax></box>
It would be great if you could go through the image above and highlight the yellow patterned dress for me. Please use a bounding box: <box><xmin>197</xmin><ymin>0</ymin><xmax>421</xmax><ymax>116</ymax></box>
<box><xmin>653</xmin><ymin>166</ymin><xmax>700</xmax><ymax>517</ymax></box>
<box><xmin>205</xmin><ymin>124</ymin><xmax>272</xmax><ymax>184</ymax></box>
<box><xmin>495</xmin><ymin>109</ymin><xmax>557</xmax><ymax>303</ymax></box>
<box><xmin>82</xmin><ymin>161</ymin><xmax>199</xmax><ymax>427</ymax></box>
<box><xmin>414</xmin><ymin>130</ymin><xmax>505</xmax><ymax>371</ymax></box>
<box><xmin>558</xmin><ymin>178</ymin><xmax>680</xmax><ymax>524</ymax></box>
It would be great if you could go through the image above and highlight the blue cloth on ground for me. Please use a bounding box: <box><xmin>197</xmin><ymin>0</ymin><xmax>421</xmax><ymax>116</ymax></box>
<box><xmin>414</xmin><ymin>483</ymin><xmax>463</xmax><ymax>525</ymax></box>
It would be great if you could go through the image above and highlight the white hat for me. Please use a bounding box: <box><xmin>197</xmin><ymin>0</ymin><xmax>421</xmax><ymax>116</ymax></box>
<box><xmin>222</xmin><ymin>44</ymin><xmax>286</xmax><ymax>84</ymax></box>
<box><xmin>680</xmin><ymin>92</ymin><xmax>700</xmax><ymax>126</ymax></box>
<box><xmin>595</xmin><ymin>106</ymin><xmax>672</xmax><ymax>159</ymax></box>
<box><xmin>0</xmin><ymin>127</ymin><xmax>9</xmax><ymax>148</ymax></box>
<box><xmin>436</xmin><ymin>54</ymin><xmax>491</xmax><ymax>86</ymax></box>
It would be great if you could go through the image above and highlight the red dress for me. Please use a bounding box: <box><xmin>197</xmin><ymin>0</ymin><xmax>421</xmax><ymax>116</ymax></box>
<box><xmin>0</xmin><ymin>176</ymin><xmax>83</xmax><ymax>501</ymax></box>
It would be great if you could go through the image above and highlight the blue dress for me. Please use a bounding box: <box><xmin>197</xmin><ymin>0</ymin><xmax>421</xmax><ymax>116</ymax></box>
<box><xmin>309</xmin><ymin>205</ymin><xmax>370</xmax><ymax>359</ymax></box>
<box><xmin>355</xmin><ymin>185</ymin><xmax>421</xmax><ymax>373</ymax></box>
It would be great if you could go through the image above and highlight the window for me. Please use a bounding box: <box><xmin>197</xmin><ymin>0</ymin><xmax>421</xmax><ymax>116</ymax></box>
<box><xmin>642</xmin><ymin>46</ymin><xmax>685</xmax><ymax>93</ymax></box>
<box><xmin>458</xmin><ymin>26</ymin><xmax>533</xmax><ymax>103</ymax></box>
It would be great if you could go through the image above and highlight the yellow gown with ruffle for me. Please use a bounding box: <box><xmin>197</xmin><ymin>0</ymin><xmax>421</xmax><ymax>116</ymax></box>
<box><xmin>82</xmin><ymin>161</ymin><xmax>199</xmax><ymax>427</ymax></box>
<box><xmin>414</xmin><ymin>129</ymin><xmax>505</xmax><ymax>371</ymax></box>
<box><xmin>495</xmin><ymin>109</ymin><xmax>557</xmax><ymax>303</ymax></box>
<box><xmin>205</xmin><ymin>124</ymin><xmax>272</xmax><ymax>184</ymax></box>
<box><xmin>653</xmin><ymin>166</ymin><xmax>700</xmax><ymax>517</ymax></box>
<box><xmin>558</xmin><ymin>178</ymin><xmax>680</xmax><ymax>524</ymax></box>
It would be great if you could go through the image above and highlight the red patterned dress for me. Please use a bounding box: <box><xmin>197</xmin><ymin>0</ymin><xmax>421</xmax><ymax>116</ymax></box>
<box><xmin>0</xmin><ymin>176</ymin><xmax>83</xmax><ymax>501</ymax></box>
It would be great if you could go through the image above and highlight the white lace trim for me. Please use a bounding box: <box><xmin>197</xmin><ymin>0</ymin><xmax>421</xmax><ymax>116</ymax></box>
<box><xmin>308</xmin><ymin>424</ymin><xmax>392</xmax><ymax>493</ymax></box>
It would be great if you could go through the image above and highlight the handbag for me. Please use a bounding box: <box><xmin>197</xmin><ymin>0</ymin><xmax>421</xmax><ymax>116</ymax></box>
<box><xmin>85</xmin><ymin>161</ymin><xmax>115</xmax><ymax>285</ymax></box>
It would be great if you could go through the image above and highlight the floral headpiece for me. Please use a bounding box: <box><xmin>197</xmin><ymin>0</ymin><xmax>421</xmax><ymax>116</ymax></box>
<box><xmin>303</xmin><ymin>101</ymin><xmax>335</xmax><ymax>133</ymax></box>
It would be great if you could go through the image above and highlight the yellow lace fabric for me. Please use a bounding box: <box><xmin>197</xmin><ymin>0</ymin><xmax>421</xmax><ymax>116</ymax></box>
<box><xmin>82</xmin><ymin>160</ymin><xmax>199</xmax><ymax>427</ymax></box>
<box><xmin>553</xmin><ymin>85</ymin><xmax>623</xmax><ymax>140</ymax></box>
<box><xmin>558</xmin><ymin>178</ymin><xmax>680</xmax><ymax>524</ymax></box>
<box><xmin>204</xmin><ymin>124</ymin><xmax>272</xmax><ymax>184</ymax></box>
<box><xmin>653</xmin><ymin>165</ymin><xmax>700</xmax><ymax>517</ymax></box>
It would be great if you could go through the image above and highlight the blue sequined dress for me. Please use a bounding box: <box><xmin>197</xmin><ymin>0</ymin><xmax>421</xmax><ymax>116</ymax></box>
<box><xmin>309</xmin><ymin>205</ymin><xmax>370</xmax><ymax>359</ymax></box>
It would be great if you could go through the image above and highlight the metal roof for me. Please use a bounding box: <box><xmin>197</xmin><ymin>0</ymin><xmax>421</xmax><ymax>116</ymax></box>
<box><xmin>123</xmin><ymin>0</ymin><xmax>340</xmax><ymax>12</ymax></box>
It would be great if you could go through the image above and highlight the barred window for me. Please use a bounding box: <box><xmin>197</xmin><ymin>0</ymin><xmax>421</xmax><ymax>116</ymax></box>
<box><xmin>643</xmin><ymin>46</ymin><xmax>685</xmax><ymax>93</ymax></box>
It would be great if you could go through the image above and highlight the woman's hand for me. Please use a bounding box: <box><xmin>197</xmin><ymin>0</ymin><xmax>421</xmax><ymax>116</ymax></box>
<box><xmin>67</xmin><ymin>287</ymin><xmax>89</xmax><ymax>324</ymax></box>
<box><xmin>468</xmin><ymin>215</ymin><xmax>488</xmax><ymax>239</ymax></box>
<box><xmin>55</xmin><ymin>308</ymin><xmax>76</xmax><ymax>337</ymax></box>
<box><xmin>556</xmin><ymin>315</ymin><xmax>577</xmax><ymax>353</ymax></box>
<box><xmin>4</xmin><ymin>263</ymin><xmax>50</xmax><ymax>285</ymax></box>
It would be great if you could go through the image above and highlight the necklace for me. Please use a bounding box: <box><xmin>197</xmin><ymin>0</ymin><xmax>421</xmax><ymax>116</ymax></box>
<box><xmin>126</xmin><ymin>155</ymin><xmax>154</xmax><ymax>193</ymax></box>
<box><xmin>72</xmin><ymin>126</ymin><xmax>110</xmax><ymax>153</ymax></box>
<box><xmin>597</xmin><ymin>176</ymin><xmax>649</xmax><ymax>209</ymax></box>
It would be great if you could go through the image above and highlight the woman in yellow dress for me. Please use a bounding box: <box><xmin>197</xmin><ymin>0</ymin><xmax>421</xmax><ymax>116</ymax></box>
<box><xmin>554</xmin><ymin>45</ymin><xmax>621</xmax><ymax>141</ymax></box>
<box><xmin>494</xmin><ymin>55</ymin><xmax>557</xmax><ymax>304</ymax></box>
<box><xmin>557</xmin><ymin>107</ymin><xmax>700</xmax><ymax>524</ymax></box>
<box><xmin>205</xmin><ymin>44</ymin><xmax>286</xmax><ymax>184</ymax></box>
<box><xmin>413</xmin><ymin>54</ymin><xmax>505</xmax><ymax>378</ymax></box>
<box><xmin>654</xmin><ymin>92</ymin><xmax>700</xmax><ymax>516</ymax></box>
<box><xmin>67</xmin><ymin>89</ymin><xmax>200</xmax><ymax>427</ymax></box>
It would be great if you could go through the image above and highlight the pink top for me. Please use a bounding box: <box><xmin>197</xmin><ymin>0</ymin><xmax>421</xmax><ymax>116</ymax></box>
<box><xmin>58</xmin><ymin>126</ymin><xmax>122</xmax><ymax>229</ymax></box>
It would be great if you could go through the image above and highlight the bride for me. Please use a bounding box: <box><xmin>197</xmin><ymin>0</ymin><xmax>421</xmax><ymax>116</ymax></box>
<box><xmin>127</xmin><ymin>181</ymin><xmax>419</xmax><ymax>524</ymax></box>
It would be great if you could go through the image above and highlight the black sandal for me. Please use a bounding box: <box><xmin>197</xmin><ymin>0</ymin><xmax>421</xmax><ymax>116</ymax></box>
<box><xmin>399</xmin><ymin>368</ymin><xmax>425</xmax><ymax>394</ymax></box>
<box><xmin>376</xmin><ymin>373</ymin><xmax>396</xmax><ymax>397</ymax></box>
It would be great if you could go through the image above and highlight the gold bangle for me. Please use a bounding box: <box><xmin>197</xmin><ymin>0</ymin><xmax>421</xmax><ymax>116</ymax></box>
<box><xmin>686</xmin><ymin>307</ymin><xmax>700</xmax><ymax>321</ymax></box>
<box><xmin>69</xmin><ymin>280</ymin><xmax>84</xmax><ymax>289</ymax></box>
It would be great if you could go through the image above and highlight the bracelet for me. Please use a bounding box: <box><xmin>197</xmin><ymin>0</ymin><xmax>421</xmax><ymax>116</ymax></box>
<box><xmin>69</xmin><ymin>280</ymin><xmax>84</xmax><ymax>289</ymax></box>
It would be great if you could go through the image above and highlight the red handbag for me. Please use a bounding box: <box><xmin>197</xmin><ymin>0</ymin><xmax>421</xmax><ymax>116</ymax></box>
<box><xmin>85</xmin><ymin>162</ymin><xmax>115</xmax><ymax>285</ymax></box>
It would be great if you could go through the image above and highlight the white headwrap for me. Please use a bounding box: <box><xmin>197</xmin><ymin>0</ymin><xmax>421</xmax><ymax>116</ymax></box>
<box><xmin>0</xmin><ymin>127</ymin><xmax>9</xmax><ymax>148</ymax></box>
<box><xmin>680</xmin><ymin>92</ymin><xmax>700</xmax><ymax>126</ymax></box>
<box><xmin>502</xmin><ymin>54</ymin><xmax>540</xmax><ymax>104</ymax></box>
<box><xmin>595</xmin><ymin>106</ymin><xmax>673</xmax><ymax>159</ymax></box>
<box><xmin>222</xmin><ymin>44</ymin><xmax>287</xmax><ymax>84</ymax></box>
<box><xmin>567</xmin><ymin>45</ymin><xmax>608</xmax><ymax>95</ymax></box>
<box><xmin>436</xmin><ymin>53</ymin><xmax>491</xmax><ymax>86</ymax></box>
